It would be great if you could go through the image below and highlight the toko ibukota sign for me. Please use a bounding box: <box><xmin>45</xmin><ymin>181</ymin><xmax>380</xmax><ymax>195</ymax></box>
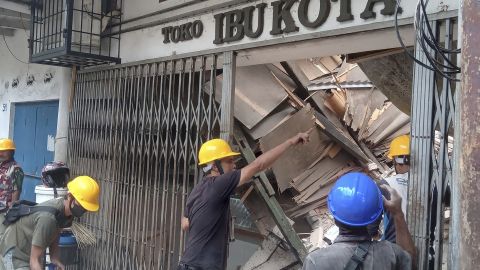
<box><xmin>120</xmin><ymin>0</ymin><xmax>456</xmax><ymax>62</ymax></box>
<box><xmin>161</xmin><ymin>0</ymin><xmax>399</xmax><ymax>44</ymax></box>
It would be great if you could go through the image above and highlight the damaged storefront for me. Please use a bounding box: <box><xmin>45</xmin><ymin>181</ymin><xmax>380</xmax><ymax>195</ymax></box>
<box><xmin>28</xmin><ymin>0</ymin><xmax>461</xmax><ymax>269</ymax></box>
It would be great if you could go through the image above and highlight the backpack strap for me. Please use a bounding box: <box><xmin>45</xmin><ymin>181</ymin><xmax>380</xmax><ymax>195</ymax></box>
<box><xmin>3</xmin><ymin>204</ymin><xmax>60</xmax><ymax>226</ymax></box>
<box><xmin>344</xmin><ymin>241</ymin><xmax>372</xmax><ymax>270</ymax></box>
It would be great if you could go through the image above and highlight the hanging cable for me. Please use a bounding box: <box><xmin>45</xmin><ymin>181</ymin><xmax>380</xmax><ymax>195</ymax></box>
<box><xmin>395</xmin><ymin>0</ymin><xmax>461</xmax><ymax>82</ymax></box>
<box><xmin>2</xmin><ymin>31</ymin><xmax>30</xmax><ymax>65</ymax></box>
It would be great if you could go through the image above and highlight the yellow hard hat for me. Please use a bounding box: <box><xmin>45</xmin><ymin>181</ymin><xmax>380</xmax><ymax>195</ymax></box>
<box><xmin>388</xmin><ymin>135</ymin><xmax>410</xmax><ymax>159</ymax></box>
<box><xmin>67</xmin><ymin>176</ymin><xmax>100</xmax><ymax>212</ymax></box>
<box><xmin>198</xmin><ymin>139</ymin><xmax>240</xmax><ymax>165</ymax></box>
<box><xmin>0</xmin><ymin>139</ymin><xmax>16</xmax><ymax>151</ymax></box>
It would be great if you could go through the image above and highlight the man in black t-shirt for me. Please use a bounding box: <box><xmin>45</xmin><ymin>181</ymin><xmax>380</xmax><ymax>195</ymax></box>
<box><xmin>178</xmin><ymin>130</ymin><xmax>312</xmax><ymax>270</ymax></box>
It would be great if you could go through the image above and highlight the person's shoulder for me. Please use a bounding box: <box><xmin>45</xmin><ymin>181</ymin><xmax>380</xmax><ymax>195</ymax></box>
<box><xmin>212</xmin><ymin>170</ymin><xmax>241</xmax><ymax>183</ymax></box>
<box><xmin>378</xmin><ymin>240</ymin><xmax>410</xmax><ymax>256</ymax></box>
<box><xmin>10</xmin><ymin>161</ymin><xmax>23</xmax><ymax>170</ymax></box>
<box><xmin>220</xmin><ymin>170</ymin><xmax>241</xmax><ymax>179</ymax></box>
<box><xmin>34</xmin><ymin>211</ymin><xmax>58</xmax><ymax>226</ymax></box>
<box><xmin>307</xmin><ymin>243</ymin><xmax>351</xmax><ymax>261</ymax></box>
<box><xmin>39</xmin><ymin>198</ymin><xmax>64</xmax><ymax>207</ymax></box>
<box><xmin>303</xmin><ymin>244</ymin><xmax>352</xmax><ymax>270</ymax></box>
<box><xmin>381</xmin><ymin>175</ymin><xmax>395</xmax><ymax>184</ymax></box>
<box><xmin>36</xmin><ymin>198</ymin><xmax>65</xmax><ymax>217</ymax></box>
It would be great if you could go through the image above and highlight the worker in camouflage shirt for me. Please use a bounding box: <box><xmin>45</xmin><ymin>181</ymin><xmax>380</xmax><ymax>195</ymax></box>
<box><xmin>0</xmin><ymin>139</ymin><xmax>23</xmax><ymax>209</ymax></box>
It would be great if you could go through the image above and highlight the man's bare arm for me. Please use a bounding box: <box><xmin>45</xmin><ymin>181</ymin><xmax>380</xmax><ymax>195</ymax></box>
<box><xmin>30</xmin><ymin>245</ymin><xmax>44</xmax><ymax>270</ymax></box>
<box><xmin>181</xmin><ymin>216</ymin><xmax>190</xmax><ymax>231</ymax></box>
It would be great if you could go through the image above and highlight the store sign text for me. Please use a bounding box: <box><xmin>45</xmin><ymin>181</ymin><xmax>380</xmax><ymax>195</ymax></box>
<box><xmin>162</xmin><ymin>20</ymin><xmax>203</xmax><ymax>43</ymax></box>
<box><xmin>161</xmin><ymin>0</ymin><xmax>400</xmax><ymax>45</ymax></box>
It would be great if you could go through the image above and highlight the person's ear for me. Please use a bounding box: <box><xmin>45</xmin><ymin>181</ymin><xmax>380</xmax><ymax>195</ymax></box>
<box><xmin>211</xmin><ymin>163</ymin><xmax>218</xmax><ymax>173</ymax></box>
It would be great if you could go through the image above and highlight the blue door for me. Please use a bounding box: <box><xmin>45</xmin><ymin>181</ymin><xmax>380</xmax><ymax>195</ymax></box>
<box><xmin>13</xmin><ymin>101</ymin><xmax>59</xmax><ymax>201</ymax></box>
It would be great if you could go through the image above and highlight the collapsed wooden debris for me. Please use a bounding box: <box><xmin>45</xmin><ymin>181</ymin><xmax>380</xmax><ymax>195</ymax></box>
<box><xmin>213</xmin><ymin>56</ymin><xmax>414</xmax><ymax>268</ymax></box>
<box><xmin>234</xmin><ymin>58</ymin><xmax>409</xmax><ymax>216</ymax></box>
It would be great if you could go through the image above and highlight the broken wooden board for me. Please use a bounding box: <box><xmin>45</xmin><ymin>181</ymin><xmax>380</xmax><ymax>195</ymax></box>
<box><xmin>248</xmin><ymin>103</ymin><xmax>296</xmax><ymax>140</ymax></box>
<box><xmin>310</xmin><ymin>56</ymin><xmax>343</xmax><ymax>74</ymax></box>
<box><xmin>363</xmin><ymin>102</ymin><xmax>410</xmax><ymax>145</ymax></box>
<box><xmin>344</xmin><ymin>88</ymin><xmax>387</xmax><ymax>132</ymax></box>
<box><xmin>301</xmin><ymin>166</ymin><xmax>357</xmax><ymax>204</ymax></box>
<box><xmin>294</xmin><ymin>59</ymin><xmax>326</xmax><ymax>81</ymax></box>
<box><xmin>211</xmin><ymin>64</ymin><xmax>296</xmax><ymax>129</ymax></box>
<box><xmin>291</xmin><ymin>151</ymin><xmax>352</xmax><ymax>193</ymax></box>
<box><xmin>287</xmin><ymin>198</ymin><xmax>328</xmax><ymax>219</ymax></box>
<box><xmin>260</xmin><ymin>105</ymin><xmax>330</xmax><ymax>192</ymax></box>
<box><xmin>310</xmin><ymin>91</ymin><xmax>349</xmax><ymax>138</ymax></box>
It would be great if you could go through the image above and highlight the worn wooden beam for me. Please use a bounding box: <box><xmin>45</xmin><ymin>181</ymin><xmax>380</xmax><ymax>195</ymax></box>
<box><xmin>271</xmin><ymin>71</ymin><xmax>371</xmax><ymax>164</ymax></box>
<box><xmin>314</xmin><ymin>111</ymin><xmax>370</xmax><ymax>164</ymax></box>
<box><xmin>220</xmin><ymin>51</ymin><xmax>236</xmax><ymax>141</ymax></box>
<box><xmin>233</xmin><ymin>125</ymin><xmax>307</xmax><ymax>264</ymax></box>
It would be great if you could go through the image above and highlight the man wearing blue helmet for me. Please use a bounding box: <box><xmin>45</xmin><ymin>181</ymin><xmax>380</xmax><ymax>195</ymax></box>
<box><xmin>303</xmin><ymin>172</ymin><xmax>416</xmax><ymax>270</ymax></box>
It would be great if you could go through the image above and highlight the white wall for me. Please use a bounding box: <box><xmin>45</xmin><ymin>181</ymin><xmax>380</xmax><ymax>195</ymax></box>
<box><xmin>0</xmin><ymin>28</ymin><xmax>71</xmax><ymax>157</ymax></box>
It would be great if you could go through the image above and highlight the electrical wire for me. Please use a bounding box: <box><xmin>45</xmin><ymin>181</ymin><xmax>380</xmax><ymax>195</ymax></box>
<box><xmin>2</xmin><ymin>31</ymin><xmax>30</xmax><ymax>65</ymax></box>
<box><xmin>413</xmin><ymin>0</ymin><xmax>460</xmax><ymax>81</ymax></box>
<box><xmin>395</xmin><ymin>0</ymin><xmax>461</xmax><ymax>82</ymax></box>
<box><xmin>1</xmin><ymin>11</ymin><xmax>31</xmax><ymax>75</ymax></box>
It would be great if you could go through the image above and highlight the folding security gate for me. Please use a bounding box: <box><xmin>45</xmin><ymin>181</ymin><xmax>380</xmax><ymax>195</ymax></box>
<box><xmin>408</xmin><ymin>17</ymin><xmax>458</xmax><ymax>270</ymax></box>
<box><xmin>68</xmin><ymin>53</ymin><xmax>235</xmax><ymax>270</ymax></box>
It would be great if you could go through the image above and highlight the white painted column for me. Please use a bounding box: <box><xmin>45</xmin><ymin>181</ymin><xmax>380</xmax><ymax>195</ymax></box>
<box><xmin>54</xmin><ymin>67</ymin><xmax>73</xmax><ymax>162</ymax></box>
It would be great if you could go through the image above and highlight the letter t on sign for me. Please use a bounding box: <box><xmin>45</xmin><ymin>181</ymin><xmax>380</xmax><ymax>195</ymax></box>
<box><xmin>360</xmin><ymin>0</ymin><xmax>401</xmax><ymax>19</ymax></box>
<box><xmin>331</xmin><ymin>0</ymin><xmax>354</xmax><ymax>22</ymax></box>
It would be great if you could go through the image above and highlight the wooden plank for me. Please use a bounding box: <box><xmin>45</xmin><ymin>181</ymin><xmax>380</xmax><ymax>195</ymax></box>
<box><xmin>313</xmin><ymin>111</ymin><xmax>370</xmax><ymax>164</ymax></box>
<box><xmin>293</xmin><ymin>152</ymin><xmax>350</xmax><ymax>193</ymax></box>
<box><xmin>248</xmin><ymin>103</ymin><xmax>296</xmax><ymax>140</ymax></box>
<box><xmin>272</xmin><ymin>73</ymin><xmax>370</xmax><ymax>165</ymax></box>
<box><xmin>303</xmin><ymin>166</ymin><xmax>357</xmax><ymax>203</ymax></box>
<box><xmin>234</xmin><ymin>125</ymin><xmax>307</xmax><ymax>263</ymax></box>
<box><xmin>310</xmin><ymin>91</ymin><xmax>347</xmax><ymax>132</ymax></box>
<box><xmin>287</xmin><ymin>199</ymin><xmax>327</xmax><ymax>218</ymax></box>
<box><xmin>240</xmin><ymin>186</ymin><xmax>255</xmax><ymax>203</ymax></box>
<box><xmin>260</xmin><ymin>105</ymin><xmax>329</xmax><ymax>192</ymax></box>
<box><xmin>213</xmin><ymin>64</ymin><xmax>293</xmax><ymax>129</ymax></box>
<box><xmin>220</xmin><ymin>51</ymin><xmax>236</xmax><ymax>141</ymax></box>
<box><xmin>328</xmin><ymin>143</ymin><xmax>342</xmax><ymax>158</ymax></box>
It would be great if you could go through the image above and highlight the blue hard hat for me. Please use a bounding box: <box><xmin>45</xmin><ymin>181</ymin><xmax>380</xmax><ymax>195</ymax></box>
<box><xmin>327</xmin><ymin>172</ymin><xmax>383</xmax><ymax>227</ymax></box>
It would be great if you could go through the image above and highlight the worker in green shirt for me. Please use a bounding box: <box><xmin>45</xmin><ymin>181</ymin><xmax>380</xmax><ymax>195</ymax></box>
<box><xmin>0</xmin><ymin>175</ymin><xmax>100</xmax><ymax>270</ymax></box>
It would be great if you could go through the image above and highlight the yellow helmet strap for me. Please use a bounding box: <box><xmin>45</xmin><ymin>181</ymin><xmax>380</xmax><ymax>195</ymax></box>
<box><xmin>202</xmin><ymin>163</ymin><xmax>213</xmax><ymax>173</ymax></box>
<box><xmin>214</xmin><ymin>160</ymin><xmax>225</xmax><ymax>175</ymax></box>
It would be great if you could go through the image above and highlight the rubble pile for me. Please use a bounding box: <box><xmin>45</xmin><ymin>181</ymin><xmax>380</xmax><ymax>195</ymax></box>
<box><xmin>212</xmin><ymin>56</ymin><xmax>413</xmax><ymax>269</ymax></box>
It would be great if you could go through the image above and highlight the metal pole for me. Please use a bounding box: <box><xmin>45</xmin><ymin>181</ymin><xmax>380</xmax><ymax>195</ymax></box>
<box><xmin>456</xmin><ymin>0</ymin><xmax>480</xmax><ymax>269</ymax></box>
<box><xmin>449</xmin><ymin>10</ymin><xmax>462</xmax><ymax>270</ymax></box>
<box><xmin>408</xmin><ymin>19</ymin><xmax>436</xmax><ymax>269</ymax></box>
<box><xmin>220</xmin><ymin>51</ymin><xmax>236</xmax><ymax>141</ymax></box>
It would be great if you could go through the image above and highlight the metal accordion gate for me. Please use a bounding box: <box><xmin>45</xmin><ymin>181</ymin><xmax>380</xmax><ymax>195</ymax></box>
<box><xmin>407</xmin><ymin>16</ymin><xmax>459</xmax><ymax>270</ymax></box>
<box><xmin>67</xmin><ymin>53</ymin><xmax>234</xmax><ymax>270</ymax></box>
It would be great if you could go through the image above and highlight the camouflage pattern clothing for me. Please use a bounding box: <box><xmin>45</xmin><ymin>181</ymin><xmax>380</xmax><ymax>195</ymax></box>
<box><xmin>0</xmin><ymin>160</ymin><xmax>24</xmax><ymax>206</ymax></box>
